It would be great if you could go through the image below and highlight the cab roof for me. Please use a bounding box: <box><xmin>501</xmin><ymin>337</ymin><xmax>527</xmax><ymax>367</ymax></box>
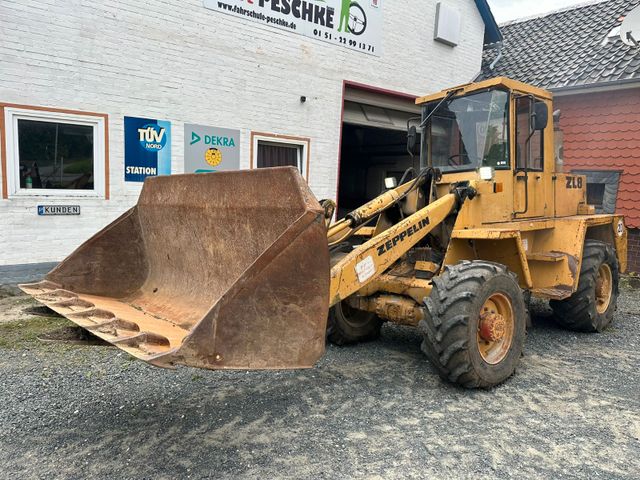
<box><xmin>416</xmin><ymin>77</ymin><xmax>553</xmax><ymax>105</ymax></box>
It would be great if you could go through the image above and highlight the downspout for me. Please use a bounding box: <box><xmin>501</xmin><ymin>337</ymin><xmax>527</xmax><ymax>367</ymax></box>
<box><xmin>489</xmin><ymin>42</ymin><xmax>503</xmax><ymax>70</ymax></box>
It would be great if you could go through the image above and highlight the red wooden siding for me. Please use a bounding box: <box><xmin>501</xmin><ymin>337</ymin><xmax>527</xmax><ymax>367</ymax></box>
<box><xmin>555</xmin><ymin>88</ymin><xmax>640</xmax><ymax>227</ymax></box>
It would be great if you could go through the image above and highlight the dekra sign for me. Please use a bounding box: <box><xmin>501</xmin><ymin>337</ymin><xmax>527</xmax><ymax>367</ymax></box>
<box><xmin>191</xmin><ymin>132</ymin><xmax>236</xmax><ymax>147</ymax></box>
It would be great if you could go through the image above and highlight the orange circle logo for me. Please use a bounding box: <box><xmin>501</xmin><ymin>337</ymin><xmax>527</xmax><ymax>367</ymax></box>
<box><xmin>205</xmin><ymin>148</ymin><xmax>222</xmax><ymax>167</ymax></box>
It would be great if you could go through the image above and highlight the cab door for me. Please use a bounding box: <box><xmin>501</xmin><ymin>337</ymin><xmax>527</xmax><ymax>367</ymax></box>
<box><xmin>513</xmin><ymin>96</ymin><xmax>547</xmax><ymax>219</ymax></box>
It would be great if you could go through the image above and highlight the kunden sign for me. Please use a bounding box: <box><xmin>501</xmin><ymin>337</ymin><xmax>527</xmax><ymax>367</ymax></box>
<box><xmin>37</xmin><ymin>205</ymin><xmax>81</xmax><ymax>216</ymax></box>
<box><xmin>203</xmin><ymin>0</ymin><xmax>383</xmax><ymax>56</ymax></box>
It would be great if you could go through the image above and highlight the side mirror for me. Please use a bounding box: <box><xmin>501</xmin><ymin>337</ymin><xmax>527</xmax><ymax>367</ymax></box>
<box><xmin>532</xmin><ymin>102</ymin><xmax>548</xmax><ymax>131</ymax></box>
<box><xmin>407</xmin><ymin>125</ymin><xmax>418</xmax><ymax>154</ymax></box>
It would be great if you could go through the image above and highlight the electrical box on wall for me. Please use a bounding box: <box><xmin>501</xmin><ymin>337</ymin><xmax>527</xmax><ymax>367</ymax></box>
<box><xmin>434</xmin><ymin>2</ymin><xmax>461</xmax><ymax>47</ymax></box>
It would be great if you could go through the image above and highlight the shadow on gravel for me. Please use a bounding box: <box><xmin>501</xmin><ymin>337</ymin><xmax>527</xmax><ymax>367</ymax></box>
<box><xmin>23</xmin><ymin>305</ymin><xmax>62</xmax><ymax>318</ymax></box>
<box><xmin>38</xmin><ymin>326</ymin><xmax>111</xmax><ymax>346</ymax></box>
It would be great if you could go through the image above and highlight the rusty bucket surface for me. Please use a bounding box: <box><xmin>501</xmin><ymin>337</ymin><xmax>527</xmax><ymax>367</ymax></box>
<box><xmin>20</xmin><ymin>168</ymin><xmax>330</xmax><ymax>370</ymax></box>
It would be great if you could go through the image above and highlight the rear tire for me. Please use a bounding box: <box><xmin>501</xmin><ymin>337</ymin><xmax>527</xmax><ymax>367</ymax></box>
<box><xmin>327</xmin><ymin>301</ymin><xmax>383</xmax><ymax>346</ymax></box>
<box><xmin>419</xmin><ymin>261</ymin><xmax>527</xmax><ymax>388</ymax></box>
<box><xmin>550</xmin><ymin>240</ymin><xmax>619</xmax><ymax>332</ymax></box>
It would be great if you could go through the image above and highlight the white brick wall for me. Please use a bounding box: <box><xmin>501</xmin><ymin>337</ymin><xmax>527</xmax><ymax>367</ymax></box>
<box><xmin>0</xmin><ymin>0</ymin><xmax>485</xmax><ymax>265</ymax></box>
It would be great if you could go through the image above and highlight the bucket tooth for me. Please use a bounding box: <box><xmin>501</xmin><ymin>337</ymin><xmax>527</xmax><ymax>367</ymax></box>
<box><xmin>48</xmin><ymin>298</ymin><xmax>95</xmax><ymax>314</ymax></box>
<box><xmin>19</xmin><ymin>280</ymin><xmax>61</xmax><ymax>296</ymax></box>
<box><xmin>113</xmin><ymin>332</ymin><xmax>172</xmax><ymax>356</ymax></box>
<box><xmin>34</xmin><ymin>289</ymin><xmax>78</xmax><ymax>304</ymax></box>
<box><xmin>66</xmin><ymin>308</ymin><xmax>118</xmax><ymax>328</ymax></box>
<box><xmin>90</xmin><ymin>318</ymin><xmax>141</xmax><ymax>338</ymax></box>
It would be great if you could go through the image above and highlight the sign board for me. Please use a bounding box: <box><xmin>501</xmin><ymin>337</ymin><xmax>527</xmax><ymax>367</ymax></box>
<box><xmin>38</xmin><ymin>205</ymin><xmax>81</xmax><ymax>216</ymax></box>
<box><xmin>124</xmin><ymin>117</ymin><xmax>172</xmax><ymax>182</ymax></box>
<box><xmin>203</xmin><ymin>0</ymin><xmax>383</xmax><ymax>56</ymax></box>
<box><xmin>184</xmin><ymin>124</ymin><xmax>241</xmax><ymax>173</ymax></box>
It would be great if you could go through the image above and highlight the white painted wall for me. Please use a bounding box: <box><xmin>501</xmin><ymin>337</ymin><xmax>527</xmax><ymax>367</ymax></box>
<box><xmin>0</xmin><ymin>0</ymin><xmax>485</xmax><ymax>265</ymax></box>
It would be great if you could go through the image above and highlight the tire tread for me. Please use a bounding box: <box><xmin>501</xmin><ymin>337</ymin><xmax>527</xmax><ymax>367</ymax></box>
<box><xmin>419</xmin><ymin>260</ymin><xmax>525</xmax><ymax>389</ymax></box>
<box><xmin>550</xmin><ymin>240</ymin><xmax>619</xmax><ymax>332</ymax></box>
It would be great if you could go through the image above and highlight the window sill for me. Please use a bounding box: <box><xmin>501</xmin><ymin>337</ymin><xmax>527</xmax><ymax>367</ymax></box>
<box><xmin>9</xmin><ymin>189</ymin><xmax>105</xmax><ymax>199</ymax></box>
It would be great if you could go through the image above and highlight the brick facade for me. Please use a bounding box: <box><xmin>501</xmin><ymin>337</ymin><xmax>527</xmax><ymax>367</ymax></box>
<box><xmin>626</xmin><ymin>228</ymin><xmax>640</xmax><ymax>273</ymax></box>
<box><xmin>0</xmin><ymin>0</ymin><xmax>486</xmax><ymax>266</ymax></box>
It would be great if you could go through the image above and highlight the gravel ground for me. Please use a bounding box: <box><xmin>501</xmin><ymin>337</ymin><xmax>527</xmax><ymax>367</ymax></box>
<box><xmin>0</xmin><ymin>284</ymin><xmax>639</xmax><ymax>479</ymax></box>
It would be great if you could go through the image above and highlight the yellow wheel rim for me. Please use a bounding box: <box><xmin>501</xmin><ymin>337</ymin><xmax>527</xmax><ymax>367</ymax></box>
<box><xmin>595</xmin><ymin>264</ymin><xmax>613</xmax><ymax>314</ymax></box>
<box><xmin>477</xmin><ymin>293</ymin><xmax>515</xmax><ymax>365</ymax></box>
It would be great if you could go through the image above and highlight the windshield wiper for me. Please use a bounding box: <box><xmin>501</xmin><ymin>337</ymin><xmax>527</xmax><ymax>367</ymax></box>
<box><xmin>419</xmin><ymin>88</ymin><xmax>463</xmax><ymax>129</ymax></box>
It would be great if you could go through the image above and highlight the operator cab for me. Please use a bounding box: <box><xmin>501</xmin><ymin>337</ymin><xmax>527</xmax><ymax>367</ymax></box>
<box><xmin>413</xmin><ymin>77</ymin><xmax>559</xmax><ymax>222</ymax></box>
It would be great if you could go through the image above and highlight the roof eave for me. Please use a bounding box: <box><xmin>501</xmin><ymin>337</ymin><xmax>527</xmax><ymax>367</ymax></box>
<box><xmin>475</xmin><ymin>0</ymin><xmax>503</xmax><ymax>44</ymax></box>
<box><xmin>551</xmin><ymin>78</ymin><xmax>640</xmax><ymax>95</ymax></box>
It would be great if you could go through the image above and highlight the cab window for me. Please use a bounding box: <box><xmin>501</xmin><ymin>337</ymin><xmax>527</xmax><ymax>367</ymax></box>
<box><xmin>427</xmin><ymin>89</ymin><xmax>510</xmax><ymax>172</ymax></box>
<box><xmin>515</xmin><ymin>97</ymin><xmax>543</xmax><ymax>171</ymax></box>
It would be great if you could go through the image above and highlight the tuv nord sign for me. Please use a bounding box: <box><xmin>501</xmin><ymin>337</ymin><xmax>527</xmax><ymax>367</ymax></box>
<box><xmin>203</xmin><ymin>0</ymin><xmax>383</xmax><ymax>56</ymax></box>
<box><xmin>125</xmin><ymin>117</ymin><xmax>172</xmax><ymax>182</ymax></box>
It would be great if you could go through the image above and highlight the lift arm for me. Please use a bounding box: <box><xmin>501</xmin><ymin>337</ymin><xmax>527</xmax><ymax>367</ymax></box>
<box><xmin>327</xmin><ymin>179</ymin><xmax>419</xmax><ymax>245</ymax></box>
<box><xmin>329</xmin><ymin>192</ymin><xmax>458</xmax><ymax>306</ymax></box>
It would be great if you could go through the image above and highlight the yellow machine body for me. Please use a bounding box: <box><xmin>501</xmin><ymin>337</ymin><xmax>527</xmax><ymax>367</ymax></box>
<box><xmin>326</xmin><ymin>78</ymin><xmax>626</xmax><ymax>327</ymax></box>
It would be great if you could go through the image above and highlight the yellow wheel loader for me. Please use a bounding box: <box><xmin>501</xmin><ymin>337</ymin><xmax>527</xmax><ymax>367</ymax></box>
<box><xmin>21</xmin><ymin>78</ymin><xmax>627</xmax><ymax>388</ymax></box>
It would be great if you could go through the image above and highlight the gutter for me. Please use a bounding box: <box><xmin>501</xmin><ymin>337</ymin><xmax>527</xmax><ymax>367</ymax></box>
<box><xmin>551</xmin><ymin>77</ymin><xmax>640</xmax><ymax>95</ymax></box>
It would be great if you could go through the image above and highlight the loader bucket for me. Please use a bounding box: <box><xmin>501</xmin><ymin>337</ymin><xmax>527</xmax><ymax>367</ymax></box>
<box><xmin>20</xmin><ymin>168</ymin><xmax>330</xmax><ymax>370</ymax></box>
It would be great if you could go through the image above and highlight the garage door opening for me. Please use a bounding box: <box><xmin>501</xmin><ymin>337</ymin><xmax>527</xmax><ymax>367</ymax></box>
<box><xmin>338</xmin><ymin>124</ymin><xmax>419</xmax><ymax>217</ymax></box>
<box><xmin>337</xmin><ymin>87</ymin><xmax>421</xmax><ymax>218</ymax></box>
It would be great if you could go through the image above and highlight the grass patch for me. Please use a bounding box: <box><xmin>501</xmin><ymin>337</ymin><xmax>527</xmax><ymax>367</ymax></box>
<box><xmin>620</xmin><ymin>275</ymin><xmax>640</xmax><ymax>290</ymax></box>
<box><xmin>13</xmin><ymin>296</ymin><xmax>39</xmax><ymax>306</ymax></box>
<box><xmin>0</xmin><ymin>316</ymin><xmax>75</xmax><ymax>349</ymax></box>
<box><xmin>0</xmin><ymin>286</ymin><xmax>20</xmax><ymax>299</ymax></box>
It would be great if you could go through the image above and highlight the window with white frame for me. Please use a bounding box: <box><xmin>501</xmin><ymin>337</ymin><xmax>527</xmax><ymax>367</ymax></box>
<box><xmin>4</xmin><ymin>107</ymin><xmax>106</xmax><ymax>197</ymax></box>
<box><xmin>252</xmin><ymin>133</ymin><xmax>309</xmax><ymax>179</ymax></box>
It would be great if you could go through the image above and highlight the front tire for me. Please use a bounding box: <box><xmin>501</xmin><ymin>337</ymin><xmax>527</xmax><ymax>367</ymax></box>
<box><xmin>550</xmin><ymin>240</ymin><xmax>619</xmax><ymax>332</ymax></box>
<box><xmin>419</xmin><ymin>261</ymin><xmax>527</xmax><ymax>388</ymax></box>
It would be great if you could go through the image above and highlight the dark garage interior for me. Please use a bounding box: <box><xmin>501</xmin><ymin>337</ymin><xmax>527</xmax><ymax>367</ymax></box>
<box><xmin>337</xmin><ymin>123</ymin><xmax>419</xmax><ymax>218</ymax></box>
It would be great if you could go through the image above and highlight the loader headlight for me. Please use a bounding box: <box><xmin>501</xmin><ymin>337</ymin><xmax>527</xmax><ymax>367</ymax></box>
<box><xmin>384</xmin><ymin>177</ymin><xmax>398</xmax><ymax>189</ymax></box>
<box><xmin>478</xmin><ymin>166</ymin><xmax>495</xmax><ymax>181</ymax></box>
